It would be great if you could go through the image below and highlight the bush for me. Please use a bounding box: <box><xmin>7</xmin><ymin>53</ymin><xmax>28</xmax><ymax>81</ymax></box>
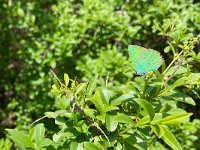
<box><xmin>7</xmin><ymin>58</ymin><xmax>199</xmax><ymax>149</ymax></box>
<box><xmin>7</xmin><ymin>36</ymin><xmax>200</xmax><ymax>148</ymax></box>
<box><xmin>1</xmin><ymin>0</ymin><xmax>200</xmax><ymax>149</ymax></box>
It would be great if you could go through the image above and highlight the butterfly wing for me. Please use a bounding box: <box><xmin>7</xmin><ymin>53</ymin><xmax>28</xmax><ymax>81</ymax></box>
<box><xmin>137</xmin><ymin>49</ymin><xmax>163</xmax><ymax>74</ymax></box>
<box><xmin>128</xmin><ymin>45</ymin><xmax>163</xmax><ymax>75</ymax></box>
<box><xmin>128</xmin><ymin>45</ymin><xmax>144</xmax><ymax>74</ymax></box>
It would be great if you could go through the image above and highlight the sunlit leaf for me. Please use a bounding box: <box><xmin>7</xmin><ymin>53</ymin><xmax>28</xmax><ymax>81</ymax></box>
<box><xmin>6</xmin><ymin>129</ymin><xmax>34</xmax><ymax>150</ymax></box>
<box><xmin>34</xmin><ymin>124</ymin><xmax>45</xmax><ymax>148</ymax></box>
<box><xmin>84</xmin><ymin>142</ymin><xmax>100</xmax><ymax>150</ymax></box>
<box><xmin>111</xmin><ymin>92</ymin><xmax>135</xmax><ymax>106</ymax></box>
<box><xmin>168</xmin><ymin>91</ymin><xmax>195</xmax><ymax>105</ymax></box>
<box><xmin>106</xmin><ymin>114</ymin><xmax>118</xmax><ymax>132</ymax></box>
<box><xmin>87</xmin><ymin>76</ymin><xmax>98</xmax><ymax>95</ymax></box>
<box><xmin>161</xmin><ymin>126</ymin><xmax>182</xmax><ymax>150</ymax></box>
<box><xmin>160</xmin><ymin>113</ymin><xmax>192</xmax><ymax>125</ymax></box>
<box><xmin>134</xmin><ymin>98</ymin><xmax>155</xmax><ymax>121</ymax></box>
<box><xmin>64</xmin><ymin>73</ymin><xmax>70</xmax><ymax>87</ymax></box>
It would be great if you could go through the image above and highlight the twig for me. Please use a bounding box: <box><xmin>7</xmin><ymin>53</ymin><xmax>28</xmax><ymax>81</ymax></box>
<box><xmin>82</xmin><ymin>81</ymin><xmax>89</xmax><ymax>109</ymax></box>
<box><xmin>91</xmin><ymin>124</ymin><xmax>111</xmax><ymax>146</ymax></box>
<box><xmin>66</xmin><ymin>77</ymin><xmax>111</xmax><ymax>146</ymax></box>
<box><xmin>165</xmin><ymin>59</ymin><xmax>183</xmax><ymax>83</ymax></box>
<box><xmin>73</xmin><ymin>77</ymin><xmax>77</xmax><ymax>94</ymax></box>
<box><xmin>50</xmin><ymin>69</ymin><xmax>62</xmax><ymax>86</ymax></box>
<box><xmin>163</xmin><ymin>51</ymin><xmax>183</xmax><ymax>75</ymax></box>
<box><xmin>30</xmin><ymin>116</ymin><xmax>47</xmax><ymax>127</ymax></box>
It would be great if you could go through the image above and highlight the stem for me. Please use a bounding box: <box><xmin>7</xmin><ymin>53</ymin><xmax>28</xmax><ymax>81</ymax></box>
<box><xmin>30</xmin><ymin>116</ymin><xmax>47</xmax><ymax>127</ymax></box>
<box><xmin>67</xmin><ymin>77</ymin><xmax>111</xmax><ymax>146</ymax></box>
<box><xmin>163</xmin><ymin>51</ymin><xmax>183</xmax><ymax>75</ymax></box>
<box><xmin>91</xmin><ymin>124</ymin><xmax>111</xmax><ymax>146</ymax></box>
<box><xmin>165</xmin><ymin>59</ymin><xmax>182</xmax><ymax>83</ymax></box>
<box><xmin>82</xmin><ymin>81</ymin><xmax>89</xmax><ymax>109</ymax></box>
<box><xmin>136</xmin><ymin>107</ymin><xmax>141</xmax><ymax>122</ymax></box>
<box><xmin>136</xmin><ymin>77</ymin><xmax>148</xmax><ymax>121</ymax></box>
<box><xmin>142</xmin><ymin>77</ymin><xmax>148</xmax><ymax>96</ymax></box>
<box><xmin>50</xmin><ymin>69</ymin><xmax>62</xmax><ymax>86</ymax></box>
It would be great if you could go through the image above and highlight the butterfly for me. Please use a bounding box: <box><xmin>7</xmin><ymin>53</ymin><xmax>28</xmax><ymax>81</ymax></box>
<box><xmin>128</xmin><ymin>45</ymin><xmax>163</xmax><ymax>75</ymax></box>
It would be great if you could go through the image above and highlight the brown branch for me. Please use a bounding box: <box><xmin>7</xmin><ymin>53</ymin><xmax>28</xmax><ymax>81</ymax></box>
<box><xmin>65</xmin><ymin>77</ymin><xmax>110</xmax><ymax>145</ymax></box>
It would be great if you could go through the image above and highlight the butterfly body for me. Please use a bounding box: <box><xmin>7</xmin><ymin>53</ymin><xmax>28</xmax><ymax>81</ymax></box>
<box><xmin>128</xmin><ymin>45</ymin><xmax>163</xmax><ymax>75</ymax></box>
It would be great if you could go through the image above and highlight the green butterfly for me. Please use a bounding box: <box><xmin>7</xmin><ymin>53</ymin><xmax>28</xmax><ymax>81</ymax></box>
<box><xmin>128</xmin><ymin>45</ymin><xmax>163</xmax><ymax>75</ymax></box>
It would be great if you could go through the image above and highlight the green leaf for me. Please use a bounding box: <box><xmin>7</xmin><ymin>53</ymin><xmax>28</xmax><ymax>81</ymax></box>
<box><xmin>161</xmin><ymin>126</ymin><xmax>182</xmax><ymax>150</ymax></box>
<box><xmin>45</xmin><ymin>112</ymin><xmax>58</xmax><ymax>118</ymax></box>
<box><xmin>106</xmin><ymin>114</ymin><xmax>118</xmax><ymax>132</ymax></box>
<box><xmin>137</xmin><ymin>113</ymin><xmax>163</xmax><ymax>126</ymax></box>
<box><xmin>70</xmin><ymin>142</ymin><xmax>78</xmax><ymax>150</ymax></box>
<box><xmin>162</xmin><ymin>18</ymin><xmax>171</xmax><ymax>32</ymax></box>
<box><xmin>33</xmin><ymin>124</ymin><xmax>45</xmax><ymax>149</ymax></box>
<box><xmin>0</xmin><ymin>138</ymin><xmax>12</xmax><ymax>150</ymax></box>
<box><xmin>51</xmin><ymin>84</ymin><xmax>58</xmax><ymax>91</ymax></box>
<box><xmin>17</xmin><ymin>7</ymin><xmax>25</xmax><ymax>17</ymax></box>
<box><xmin>167</xmin><ymin>108</ymin><xmax>187</xmax><ymax>114</ymax></box>
<box><xmin>115</xmin><ymin>142</ymin><xmax>122</xmax><ymax>150</ymax></box>
<box><xmin>111</xmin><ymin>92</ymin><xmax>135</xmax><ymax>106</ymax></box>
<box><xmin>98</xmin><ymin>87</ymin><xmax>115</xmax><ymax>105</ymax></box>
<box><xmin>91</xmin><ymin>90</ymin><xmax>105</xmax><ymax>113</ymax></box>
<box><xmin>168</xmin><ymin>42</ymin><xmax>176</xmax><ymax>55</ymax></box>
<box><xmin>137</xmin><ymin>113</ymin><xmax>164</xmax><ymax>127</ymax></box>
<box><xmin>114</xmin><ymin>114</ymin><xmax>133</xmax><ymax>125</ymax></box>
<box><xmin>172</xmin><ymin>77</ymin><xmax>187</xmax><ymax>88</ymax></box>
<box><xmin>186</xmin><ymin>64</ymin><xmax>190</xmax><ymax>77</ymax></box>
<box><xmin>54</xmin><ymin>127</ymin><xmax>79</xmax><ymax>140</ymax></box>
<box><xmin>104</xmin><ymin>105</ymin><xmax>119</xmax><ymax>112</ymax></box>
<box><xmin>87</xmin><ymin>76</ymin><xmax>98</xmax><ymax>95</ymax></box>
<box><xmin>84</xmin><ymin>142</ymin><xmax>100</xmax><ymax>150</ymax></box>
<box><xmin>6</xmin><ymin>129</ymin><xmax>34</xmax><ymax>150</ymax></box>
<box><xmin>39</xmin><ymin>138</ymin><xmax>53</xmax><ymax>148</ymax></box>
<box><xmin>98</xmin><ymin>88</ymin><xmax>109</xmax><ymax>105</ymax></box>
<box><xmin>168</xmin><ymin>91</ymin><xmax>195</xmax><ymax>105</ymax></box>
<box><xmin>55</xmin><ymin>116</ymin><xmax>66</xmax><ymax>126</ymax></box>
<box><xmin>84</xmin><ymin>108</ymin><xmax>96</xmax><ymax>118</ymax></box>
<box><xmin>53</xmin><ymin>76</ymin><xmax>60</xmax><ymax>89</ymax></box>
<box><xmin>64</xmin><ymin>73</ymin><xmax>70</xmax><ymax>87</ymax></box>
<box><xmin>151</xmin><ymin>125</ymin><xmax>165</xmax><ymax>138</ymax></box>
<box><xmin>134</xmin><ymin>98</ymin><xmax>155</xmax><ymax>121</ymax></box>
<box><xmin>45</xmin><ymin>110</ymin><xmax>71</xmax><ymax>119</ymax></box>
<box><xmin>187</xmin><ymin>73</ymin><xmax>200</xmax><ymax>83</ymax></box>
<box><xmin>138</xmin><ymin>111</ymin><xmax>191</xmax><ymax>127</ymax></box>
<box><xmin>122</xmin><ymin>134</ymin><xmax>137</xmax><ymax>146</ymax></box>
<box><xmin>96</xmin><ymin>114</ymin><xmax>106</xmax><ymax>123</ymax></box>
<box><xmin>150</xmin><ymin>113</ymin><xmax>165</xmax><ymax>125</ymax></box>
<box><xmin>160</xmin><ymin>113</ymin><xmax>192</xmax><ymax>125</ymax></box>
<box><xmin>55</xmin><ymin>96</ymin><xmax>70</xmax><ymax>109</ymax></box>
<box><xmin>136</xmin><ymin>115</ymin><xmax>151</xmax><ymax>127</ymax></box>
<box><xmin>75</xmin><ymin>83</ymin><xmax>86</xmax><ymax>94</ymax></box>
<box><xmin>122</xmin><ymin>132</ymin><xmax>147</xmax><ymax>149</ymax></box>
<box><xmin>139</xmin><ymin>108</ymin><xmax>190</xmax><ymax>124</ymax></box>
<box><xmin>164</xmin><ymin>46</ymin><xmax>171</xmax><ymax>53</ymax></box>
<box><xmin>75</xmin><ymin>120</ymin><xmax>89</xmax><ymax>133</ymax></box>
<box><xmin>165</xmin><ymin>66</ymin><xmax>187</xmax><ymax>77</ymax></box>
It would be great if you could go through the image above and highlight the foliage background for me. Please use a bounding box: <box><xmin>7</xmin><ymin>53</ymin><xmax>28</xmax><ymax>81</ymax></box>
<box><xmin>0</xmin><ymin>0</ymin><xmax>200</xmax><ymax>149</ymax></box>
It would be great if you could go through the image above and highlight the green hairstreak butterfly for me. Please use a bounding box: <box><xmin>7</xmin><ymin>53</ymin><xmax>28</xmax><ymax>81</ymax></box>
<box><xmin>128</xmin><ymin>45</ymin><xmax>163</xmax><ymax>75</ymax></box>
